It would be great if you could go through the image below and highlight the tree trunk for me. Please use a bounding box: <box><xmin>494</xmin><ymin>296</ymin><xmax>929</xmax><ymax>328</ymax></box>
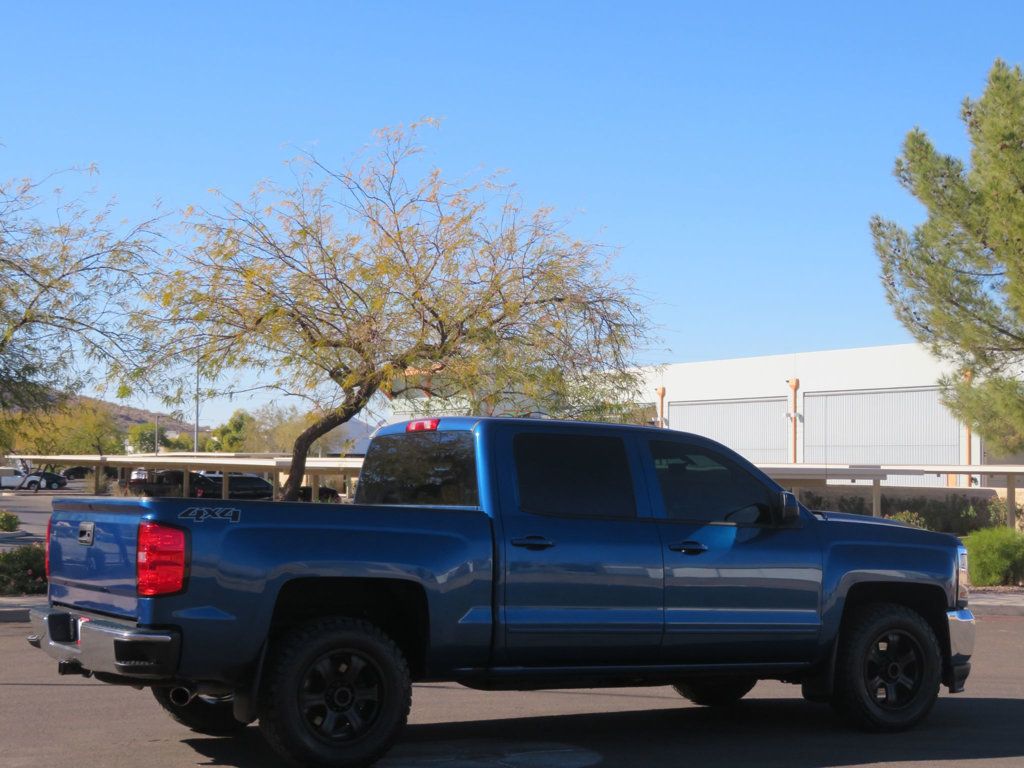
<box><xmin>281</xmin><ymin>388</ymin><xmax>376</xmax><ymax>501</ymax></box>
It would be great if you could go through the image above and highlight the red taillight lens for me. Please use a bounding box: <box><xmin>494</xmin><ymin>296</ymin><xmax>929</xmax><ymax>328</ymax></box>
<box><xmin>137</xmin><ymin>522</ymin><xmax>187</xmax><ymax>596</ymax></box>
<box><xmin>45</xmin><ymin>516</ymin><xmax>52</xmax><ymax>579</ymax></box>
<box><xmin>406</xmin><ymin>418</ymin><xmax>440</xmax><ymax>432</ymax></box>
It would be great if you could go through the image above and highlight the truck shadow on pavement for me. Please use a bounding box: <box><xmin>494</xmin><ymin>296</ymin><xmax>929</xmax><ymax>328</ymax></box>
<box><xmin>185</xmin><ymin>696</ymin><xmax>1024</xmax><ymax>768</ymax></box>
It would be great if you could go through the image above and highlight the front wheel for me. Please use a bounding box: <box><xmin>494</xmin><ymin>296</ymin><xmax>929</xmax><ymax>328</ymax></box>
<box><xmin>832</xmin><ymin>603</ymin><xmax>942</xmax><ymax>732</ymax></box>
<box><xmin>151</xmin><ymin>688</ymin><xmax>247</xmax><ymax>736</ymax></box>
<box><xmin>673</xmin><ymin>677</ymin><xmax>757</xmax><ymax>706</ymax></box>
<box><xmin>259</xmin><ymin>617</ymin><xmax>412</xmax><ymax>768</ymax></box>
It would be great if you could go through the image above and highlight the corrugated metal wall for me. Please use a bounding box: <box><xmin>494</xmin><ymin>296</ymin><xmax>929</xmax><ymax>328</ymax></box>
<box><xmin>668</xmin><ymin>397</ymin><xmax>788</xmax><ymax>464</ymax></box>
<box><xmin>803</xmin><ymin>387</ymin><xmax>960</xmax><ymax>487</ymax></box>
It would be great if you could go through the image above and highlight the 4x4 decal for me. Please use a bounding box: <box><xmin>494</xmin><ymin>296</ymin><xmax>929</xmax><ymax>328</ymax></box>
<box><xmin>178</xmin><ymin>506</ymin><xmax>242</xmax><ymax>523</ymax></box>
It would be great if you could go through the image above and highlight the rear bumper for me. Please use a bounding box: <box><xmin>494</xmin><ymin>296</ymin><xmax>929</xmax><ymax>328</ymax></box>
<box><xmin>26</xmin><ymin>605</ymin><xmax>179</xmax><ymax>680</ymax></box>
<box><xmin>945</xmin><ymin>608</ymin><xmax>975</xmax><ymax>693</ymax></box>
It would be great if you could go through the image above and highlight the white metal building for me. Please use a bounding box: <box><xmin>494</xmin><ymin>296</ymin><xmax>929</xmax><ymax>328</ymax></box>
<box><xmin>640</xmin><ymin>343</ymin><xmax>982</xmax><ymax>486</ymax></box>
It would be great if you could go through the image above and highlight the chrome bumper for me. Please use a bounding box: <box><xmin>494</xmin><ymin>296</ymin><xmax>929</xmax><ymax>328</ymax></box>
<box><xmin>27</xmin><ymin>605</ymin><xmax>179</xmax><ymax>680</ymax></box>
<box><xmin>946</xmin><ymin>608</ymin><xmax>975</xmax><ymax>693</ymax></box>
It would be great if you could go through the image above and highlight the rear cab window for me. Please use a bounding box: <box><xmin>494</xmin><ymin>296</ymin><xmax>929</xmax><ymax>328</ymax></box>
<box><xmin>513</xmin><ymin>432</ymin><xmax>636</xmax><ymax>519</ymax></box>
<box><xmin>356</xmin><ymin>430</ymin><xmax>480</xmax><ymax>507</ymax></box>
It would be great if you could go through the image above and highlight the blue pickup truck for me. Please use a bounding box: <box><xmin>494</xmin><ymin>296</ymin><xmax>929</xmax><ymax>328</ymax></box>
<box><xmin>28</xmin><ymin>417</ymin><xmax>975</xmax><ymax>767</ymax></box>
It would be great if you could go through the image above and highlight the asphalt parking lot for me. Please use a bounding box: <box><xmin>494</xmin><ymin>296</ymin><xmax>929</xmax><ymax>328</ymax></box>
<box><xmin>1</xmin><ymin>615</ymin><xmax>1021</xmax><ymax>768</ymax></box>
<box><xmin>0</xmin><ymin>483</ymin><xmax>84</xmax><ymax>537</ymax></box>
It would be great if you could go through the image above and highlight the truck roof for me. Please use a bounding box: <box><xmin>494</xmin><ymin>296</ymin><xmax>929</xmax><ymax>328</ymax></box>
<box><xmin>375</xmin><ymin>415</ymin><xmax>697</xmax><ymax>439</ymax></box>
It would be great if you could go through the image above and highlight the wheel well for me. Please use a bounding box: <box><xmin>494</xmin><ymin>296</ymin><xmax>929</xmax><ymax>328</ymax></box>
<box><xmin>269</xmin><ymin>578</ymin><xmax>430</xmax><ymax>678</ymax></box>
<box><xmin>841</xmin><ymin>582</ymin><xmax>950</xmax><ymax>661</ymax></box>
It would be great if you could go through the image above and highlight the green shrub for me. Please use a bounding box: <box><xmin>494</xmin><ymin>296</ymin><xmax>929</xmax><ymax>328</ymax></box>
<box><xmin>799</xmin><ymin>490</ymin><xmax>1006</xmax><ymax>535</ymax></box>
<box><xmin>963</xmin><ymin>527</ymin><xmax>1024</xmax><ymax>587</ymax></box>
<box><xmin>886</xmin><ymin>510</ymin><xmax>929</xmax><ymax>529</ymax></box>
<box><xmin>0</xmin><ymin>511</ymin><xmax>19</xmax><ymax>532</ymax></box>
<box><xmin>0</xmin><ymin>544</ymin><xmax>47</xmax><ymax>595</ymax></box>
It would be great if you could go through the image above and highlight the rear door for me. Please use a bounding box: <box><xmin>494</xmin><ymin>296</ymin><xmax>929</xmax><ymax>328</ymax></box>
<box><xmin>496</xmin><ymin>425</ymin><xmax>664</xmax><ymax>666</ymax></box>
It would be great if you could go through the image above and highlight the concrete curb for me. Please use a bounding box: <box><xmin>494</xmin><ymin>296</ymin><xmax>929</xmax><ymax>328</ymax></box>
<box><xmin>973</xmin><ymin>605</ymin><xmax>1024</xmax><ymax>616</ymax></box>
<box><xmin>0</xmin><ymin>596</ymin><xmax>42</xmax><ymax>623</ymax></box>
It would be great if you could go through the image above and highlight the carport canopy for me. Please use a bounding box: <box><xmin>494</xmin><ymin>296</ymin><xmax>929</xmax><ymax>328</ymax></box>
<box><xmin>7</xmin><ymin>452</ymin><xmax>364</xmax><ymax>500</ymax></box>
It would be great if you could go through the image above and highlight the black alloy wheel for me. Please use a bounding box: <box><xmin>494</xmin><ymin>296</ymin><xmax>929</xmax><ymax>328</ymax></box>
<box><xmin>299</xmin><ymin>648</ymin><xmax>383</xmax><ymax>743</ymax></box>
<box><xmin>259</xmin><ymin>617</ymin><xmax>411</xmax><ymax>768</ymax></box>
<box><xmin>832</xmin><ymin>603</ymin><xmax>941</xmax><ymax>732</ymax></box>
<box><xmin>863</xmin><ymin>629</ymin><xmax>924</xmax><ymax>710</ymax></box>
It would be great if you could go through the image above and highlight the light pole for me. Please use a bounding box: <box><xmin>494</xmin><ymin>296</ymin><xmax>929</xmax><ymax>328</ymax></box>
<box><xmin>194</xmin><ymin>353</ymin><xmax>201</xmax><ymax>453</ymax></box>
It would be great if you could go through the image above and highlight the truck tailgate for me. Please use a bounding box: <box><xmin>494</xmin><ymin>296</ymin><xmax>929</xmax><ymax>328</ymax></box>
<box><xmin>48</xmin><ymin>499</ymin><xmax>143</xmax><ymax>620</ymax></box>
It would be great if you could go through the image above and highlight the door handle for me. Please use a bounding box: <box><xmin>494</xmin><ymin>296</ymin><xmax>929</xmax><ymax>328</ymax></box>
<box><xmin>511</xmin><ymin>536</ymin><xmax>556</xmax><ymax>550</ymax></box>
<box><xmin>668</xmin><ymin>540</ymin><xmax>708</xmax><ymax>555</ymax></box>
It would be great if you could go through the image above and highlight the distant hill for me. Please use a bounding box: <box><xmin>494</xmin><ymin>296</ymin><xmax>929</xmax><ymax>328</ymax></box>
<box><xmin>79</xmin><ymin>396</ymin><xmax>200</xmax><ymax>436</ymax></box>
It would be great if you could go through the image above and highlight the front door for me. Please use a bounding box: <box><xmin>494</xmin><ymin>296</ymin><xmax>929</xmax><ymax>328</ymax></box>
<box><xmin>641</xmin><ymin>436</ymin><xmax>823</xmax><ymax>665</ymax></box>
<box><xmin>497</xmin><ymin>426</ymin><xmax>664</xmax><ymax>666</ymax></box>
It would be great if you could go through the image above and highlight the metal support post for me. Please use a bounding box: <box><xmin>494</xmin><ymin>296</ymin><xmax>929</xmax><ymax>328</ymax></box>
<box><xmin>1007</xmin><ymin>473</ymin><xmax>1017</xmax><ymax>529</ymax></box>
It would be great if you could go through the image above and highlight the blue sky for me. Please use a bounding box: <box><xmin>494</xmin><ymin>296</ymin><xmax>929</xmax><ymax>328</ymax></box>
<box><xmin>4</xmin><ymin>1</ymin><xmax>1023</xmax><ymax>425</ymax></box>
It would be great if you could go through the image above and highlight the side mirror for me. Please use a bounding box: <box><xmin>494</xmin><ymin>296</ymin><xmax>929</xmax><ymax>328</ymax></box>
<box><xmin>779</xmin><ymin>491</ymin><xmax>801</xmax><ymax>525</ymax></box>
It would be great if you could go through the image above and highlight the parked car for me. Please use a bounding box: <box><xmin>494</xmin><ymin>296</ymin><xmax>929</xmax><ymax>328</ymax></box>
<box><xmin>129</xmin><ymin>470</ymin><xmax>273</xmax><ymax>500</ymax></box>
<box><xmin>30</xmin><ymin>417</ymin><xmax>974</xmax><ymax>768</ymax></box>
<box><xmin>0</xmin><ymin>469</ymin><xmax>27</xmax><ymax>489</ymax></box>
<box><xmin>60</xmin><ymin>466</ymin><xmax>92</xmax><ymax>480</ymax></box>
<box><xmin>22</xmin><ymin>472</ymin><xmax>67</xmax><ymax>491</ymax></box>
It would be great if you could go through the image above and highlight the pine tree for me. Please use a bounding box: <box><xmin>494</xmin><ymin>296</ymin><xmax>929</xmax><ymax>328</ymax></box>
<box><xmin>874</xmin><ymin>60</ymin><xmax>1024</xmax><ymax>455</ymax></box>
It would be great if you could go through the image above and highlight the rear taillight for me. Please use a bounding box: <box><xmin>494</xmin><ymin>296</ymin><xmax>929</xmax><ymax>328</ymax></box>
<box><xmin>45</xmin><ymin>516</ymin><xmax>52</xmax><ymax>579</ymax></box>
<box><xmin>406</xmin><ymin>418</ymin><xmax>440</xmax><ymax>432</ymax></box>
<box><xmin>137</xmin><ymin>522</ymin><xmax>187</xmax><ymax>596</ymax></box>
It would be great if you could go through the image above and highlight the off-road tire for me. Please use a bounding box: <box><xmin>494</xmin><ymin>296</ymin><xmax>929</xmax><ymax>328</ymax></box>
<box><xmin>832</xmin><ymin>602</ymin><xmax>942</xmax><ymax>732</ymax></box>
<box><xmin>259</xmin><ymin>616</ymin><xmax>412</xmax><ymax>768</ymax></box>
<box><xmin>151</xmin><ymin>688</ymin><xmax>247</xmax><ymax>736</ymax></box>
<box><xmin>673</xmin><ymin>677</ymin><xmax>757</xmax><ymax>706</ymax></box>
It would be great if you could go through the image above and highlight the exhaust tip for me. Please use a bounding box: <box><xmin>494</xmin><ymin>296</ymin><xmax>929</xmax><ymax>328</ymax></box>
<box><xmin>169</xmin><ymin>686</ymin><xmax>196</xmax><ymax>706</ymax></box>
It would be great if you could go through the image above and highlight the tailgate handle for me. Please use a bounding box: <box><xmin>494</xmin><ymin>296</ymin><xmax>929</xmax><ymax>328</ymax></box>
<box><xmin>77</xmin><ymin>522</ymin><xmax>95</xmax><ymax>546</ymax></box>
<box><xmin>669</xmin><ymin>540</ymin><xmax>708</xmax><ymax>555</ymax></box>
<box><xmin>511</xmin><ymin>536</ymin><xmax>556</xmax><ymax>550</ymax></box>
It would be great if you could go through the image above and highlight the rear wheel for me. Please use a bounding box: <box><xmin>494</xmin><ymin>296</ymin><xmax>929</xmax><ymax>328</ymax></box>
<box><xmin>673</xmin><ymin>677</ymin><xmax>757</xmax><ymax>706</ymax></box>
<box><xmin>151</xmin><ymin>688</ymin><xmax>247</xmax><ymax>736</ymax></box>
<box><xmin>832</xmin><ymin>603</ymin><xmax>942</xmax><ymax>732</ymax></box>
<box><xmin>259</xmin><ymin>617</ymin><xmax>411</xmax><ymax>768</ymax></box>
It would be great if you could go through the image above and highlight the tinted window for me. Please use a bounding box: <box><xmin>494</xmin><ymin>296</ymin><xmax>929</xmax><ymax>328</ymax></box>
<box><xmin>230</xmin><ymin>476</ymin><xmax>272</xmax><ymax>490</ymax></box>
<box><xmin>514</xmin><ymin>433</ymin><xmax>635</xmax><ymax>519</ymax></box>
<box><xmin>649</xmin><ymin>440</ymin><xmax>774</xmax><ymax>524</ymax></box>
<box><xmin>356</xmin><ymin>431</ymin><xmax>479</xmax><ymax>507</ymax></box>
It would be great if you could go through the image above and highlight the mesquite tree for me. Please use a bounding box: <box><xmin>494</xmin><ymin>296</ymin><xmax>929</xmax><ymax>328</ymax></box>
<box><xmin>0</xmin><ymin>167</ymin><xmax>158</xmax><ymax>451</ymax></box>
<box><xmin>145</xmin><ymin>122</ymin><xmax>651</xmax><ymax>500</ymax></box>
